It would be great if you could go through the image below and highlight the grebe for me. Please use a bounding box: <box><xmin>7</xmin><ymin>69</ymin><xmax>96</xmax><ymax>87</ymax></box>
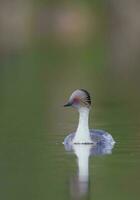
<box><xmin>63</xmin><ymin>89</ymin><xmax>115</xmax><ymax>145</ymax></box>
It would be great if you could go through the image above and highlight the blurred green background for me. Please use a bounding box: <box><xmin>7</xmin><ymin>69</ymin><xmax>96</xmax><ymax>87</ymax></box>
<box><xmin>0</xmin><ymin>1</ymin><xmax>140</xmax><ymax>200</ymax></box>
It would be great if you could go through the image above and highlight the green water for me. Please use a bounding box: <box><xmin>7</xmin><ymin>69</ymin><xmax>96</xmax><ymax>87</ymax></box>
<box><xmin>0</xmin><ymin>54</ymin><xmax>140</xmax><ymax>200</ymax></box>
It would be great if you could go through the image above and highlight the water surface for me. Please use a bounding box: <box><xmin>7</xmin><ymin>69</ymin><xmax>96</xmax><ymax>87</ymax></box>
<box><xmin>1</xmin><ymin>73</ymin><xmax>140</xmax><ymax>200</ymax></box>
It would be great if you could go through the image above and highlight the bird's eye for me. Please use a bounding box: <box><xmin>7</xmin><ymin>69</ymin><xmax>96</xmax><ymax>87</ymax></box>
<box><xmin>73</xmin><ymin>97</ymin><xmax>80</xmax><ymax>104</ymax></box>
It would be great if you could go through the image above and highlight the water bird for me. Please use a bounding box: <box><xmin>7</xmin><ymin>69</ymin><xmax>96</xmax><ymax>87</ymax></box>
<box><xmin>63</xmin><ymin>89</ymin><xmax>115</xmax><ymax>145</ymax></box>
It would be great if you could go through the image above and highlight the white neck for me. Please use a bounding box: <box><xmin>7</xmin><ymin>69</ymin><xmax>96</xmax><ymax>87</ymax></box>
<box><xmin>73</xmin><ymin>107</ymin><xmax>93</xmax><ymax>144</ymax></box>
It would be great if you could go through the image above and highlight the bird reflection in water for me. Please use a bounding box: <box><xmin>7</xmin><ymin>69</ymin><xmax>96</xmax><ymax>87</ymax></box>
<box><xmin>64</xmin><ymin>142</ymin><xmax>115</xmax><ymax>199</ymax></box>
